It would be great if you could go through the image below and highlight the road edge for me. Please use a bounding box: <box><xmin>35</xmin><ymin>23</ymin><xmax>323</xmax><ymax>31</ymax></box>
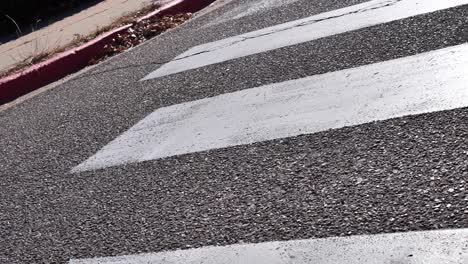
<box><xmin>0</xmin><ymin>0</ymin><xmax>217</xmax><ymax>105</ymax></box>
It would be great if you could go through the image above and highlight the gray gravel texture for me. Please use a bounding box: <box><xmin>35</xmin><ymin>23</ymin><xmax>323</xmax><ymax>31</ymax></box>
<box><xmin>1</xmin><ymin>0</ymin><xmax>468</xmax><ymax>263</ymax></box>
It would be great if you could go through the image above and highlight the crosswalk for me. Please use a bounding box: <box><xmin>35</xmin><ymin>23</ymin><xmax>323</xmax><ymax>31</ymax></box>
<box><xmin>68</xmin><ymin>0</ymin><xmax>468</xmax><ymax>263</ymax></box>
<box><xmin>2</xmin><ymin>0</ymin><xmax>468</xmax><ymax>263</ymax></box>
<box><xmin>75</xmin><ymin>42</ymin><xmax>468</xmax><ymax>172</ymax></box>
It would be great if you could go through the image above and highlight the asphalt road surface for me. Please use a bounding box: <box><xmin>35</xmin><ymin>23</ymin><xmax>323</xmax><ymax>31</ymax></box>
<box><xmin>1</xmin><ymin>0</ymin><xmax>468</xmax><ymax>263</ymax></box>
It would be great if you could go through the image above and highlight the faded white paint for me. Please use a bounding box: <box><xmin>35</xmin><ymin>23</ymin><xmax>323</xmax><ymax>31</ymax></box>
<box><xmin>142</xmin><ymin>0</ymin><xmax>468</xmax><ymax>80</ymax></box>
<box><xmin>201</xmin><ymin>0</ymin><xmax>302</xmax><ymax>28</ymax></box>
<box><xmin>229</xmin><ymin>0</ymin><xmax>300</xmax><ymax>20</ymax></box>
<box><xmin>69</xmin><ymin>229</ymin><xmax>468</xmax><ymax>264</ymax></box>
<box><xmin>73</xmin><ymin>43</ymin><xmax>468</xmax><ymax>172</ymax></box>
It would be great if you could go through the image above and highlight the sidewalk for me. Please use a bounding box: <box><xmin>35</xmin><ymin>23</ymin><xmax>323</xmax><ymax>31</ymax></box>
<box><xmin>0</xmin><ymin>0</ymin><xmax>171</xmax><ymax>72</ymax></box>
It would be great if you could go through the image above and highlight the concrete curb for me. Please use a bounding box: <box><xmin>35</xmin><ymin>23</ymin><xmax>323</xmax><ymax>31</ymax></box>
<box><xmin>0</xmin><ymin>0</ymin><xmax>216</xmax><ymax>105</ymax></box>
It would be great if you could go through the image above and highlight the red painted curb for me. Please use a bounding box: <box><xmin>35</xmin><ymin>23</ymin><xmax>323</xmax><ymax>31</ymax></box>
<box><xmin>0</xmin><ymin>0</ymin><xmax>216</xmax><ymax>105</ymax></box>
<box><xmin>0</xmin><ymin>25</ymin><xmax>131</xmax><ymax>105</ymax></box>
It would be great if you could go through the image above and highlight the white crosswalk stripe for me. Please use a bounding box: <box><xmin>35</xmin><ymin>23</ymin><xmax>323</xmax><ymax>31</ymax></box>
<box><xmin>69</xmin><ymin>229</ymin><xmax>468</xmax><ymax>264</ymax></box>
<box><xmin>142</xmin><ymin>0</ymin><xmax>468</xmax><ymax>80</ymax></box>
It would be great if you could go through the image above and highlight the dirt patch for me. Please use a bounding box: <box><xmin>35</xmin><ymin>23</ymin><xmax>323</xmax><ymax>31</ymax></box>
<box><xmin>91</xmin><ymin>13</ymin><xmax>192</xmax><ymax>64</ymax></box>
